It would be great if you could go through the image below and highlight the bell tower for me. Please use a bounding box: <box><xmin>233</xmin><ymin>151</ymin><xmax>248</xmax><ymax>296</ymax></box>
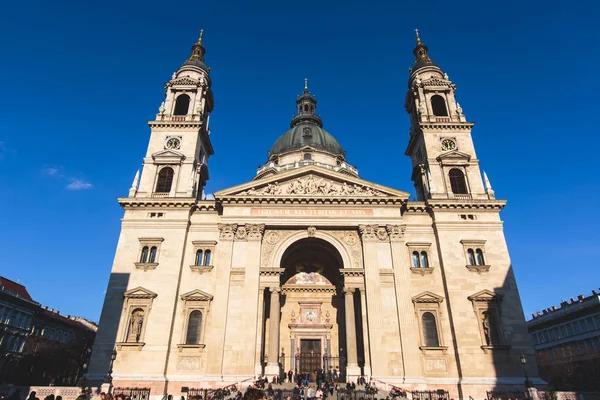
<box><xmin>404</xmin><ymin>30</ymin><xmax>494</xmax><ymax>201</ymax></box>
<box><xmin>129</xmin><ymin>31</ymin><xmax>215</xmax><ymax>199</ymax></box>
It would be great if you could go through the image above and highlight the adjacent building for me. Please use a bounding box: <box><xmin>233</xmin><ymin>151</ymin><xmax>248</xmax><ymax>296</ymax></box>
<box><xmin>87</xmin><ymin>31</ymin><xmax>540</xmax><ymax>398</ymax></box>
<box><xmin>527</xmin><ymin>290</ymin><xmax>600</xmax><ymax>391</ymax></box>
<box><xmin>0</xmin><ymin>277</ymin><xmax>39</xmax><ymax>379</ymax></box>
<box><xmin>0</xmin><ymin>276</ymin><xmax>98</xmax><ymax>385</ymax></box>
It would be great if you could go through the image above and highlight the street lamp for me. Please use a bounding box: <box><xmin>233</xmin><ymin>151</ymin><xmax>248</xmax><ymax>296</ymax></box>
<box><xmin>520</xmin><ymin>353</ymin><xmax>532</xmax><ymax>390</ymax></box>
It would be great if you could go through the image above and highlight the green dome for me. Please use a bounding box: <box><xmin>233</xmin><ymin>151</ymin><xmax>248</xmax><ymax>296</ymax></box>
<box><xmin>269</xmin><ymin>123</ymin><xmax>345</xmax><ymax>156</ymax></box>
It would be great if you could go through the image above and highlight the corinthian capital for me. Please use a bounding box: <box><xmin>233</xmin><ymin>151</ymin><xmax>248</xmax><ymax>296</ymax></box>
<box><xmin>386</xmin><ymin>225</ymin><xmax>406</xmax><ymax>242</ymax></box>
<box><xmin>218</xmin><ymin>223</ymin><xmax>237</xmax><ymax>240</ymax></box>
<box><xmin>247</xmin><ymin>224</ymin><xmax>266</xmax><ymax>241</ymax></box>
<box><xmin>269</xmin><ymin>286</ymin><xmax>282</xmax><ymax>293</ymax></box>
<box><xmin>358</xmin><ymin>225</ymin><xmax>378</xmax><ymax>242</ymax></box>
<box><xmin>343</xmin><ymin>287</ymin><xmax>356</xmax><ymax>295</ymax></box>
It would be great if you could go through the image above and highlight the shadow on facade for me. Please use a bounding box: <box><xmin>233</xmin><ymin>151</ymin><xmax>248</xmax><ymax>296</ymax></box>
<box><xmin>86</xmin><ymin>272</ymin><xmax>130</xmax><ymax>385</ymax></box>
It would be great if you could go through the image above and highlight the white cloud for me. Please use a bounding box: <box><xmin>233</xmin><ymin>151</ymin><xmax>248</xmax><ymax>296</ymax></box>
<box><xmin>66</xmin><ymin>179</ymin><xmax>93</xmax><ymax>190</ymax></box>
<box><xmin>42</xmin><ymin>166</ymin><xmax>60</xmax><ymax>176</ymax></box>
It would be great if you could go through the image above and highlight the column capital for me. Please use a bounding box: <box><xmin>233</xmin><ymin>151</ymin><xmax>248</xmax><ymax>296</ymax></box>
<box><xmin>343</xmin><ymin>287</ymin><xmax>356</xmax><ymax>295</ymax></box>
<box><xmin>218</xmin><ymin>223</ymin><xmax>237</xmax><ymax>240</ymax></box>
<box><xmin>235</xmin><ymin>224</ymin><xmax>265</xmax><ymax>241</ymax></box>
<box><xmin>386</xmin><ymin>225</ymin><xmax>406</xmax><ymax>242</ymax></box>
<box><xmin>269</xmin><ymin>286</ymin><xmax>282</xmax><ymax>293</ymax></box>
<box><xmin>358</xmin><ymin>225</ymin><xmax>389</xmax><ymax>242</ymax></box>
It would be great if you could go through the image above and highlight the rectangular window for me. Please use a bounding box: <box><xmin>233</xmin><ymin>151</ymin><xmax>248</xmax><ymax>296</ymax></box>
<box><xmin>586</xmin><ymin>317</ymin><xmax>595</xmax><ymax>332</ymax></box>
<box><xmin>594</xmin><ymin>315</ymin><xmax>600</xmax><ymax>329</ymax></box>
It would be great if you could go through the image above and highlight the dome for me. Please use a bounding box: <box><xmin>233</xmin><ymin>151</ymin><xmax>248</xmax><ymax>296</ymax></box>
<box><xmin>269</xmin><ymin>123</ymin><xmax>345</xmax><ymax>156</ymax></box>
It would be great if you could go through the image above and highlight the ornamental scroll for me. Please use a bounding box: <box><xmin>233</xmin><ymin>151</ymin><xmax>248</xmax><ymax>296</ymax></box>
<box><xmin>239</xmin><ymin>175</ymin><xmax>387</xmax><ymax>197</ymax></box>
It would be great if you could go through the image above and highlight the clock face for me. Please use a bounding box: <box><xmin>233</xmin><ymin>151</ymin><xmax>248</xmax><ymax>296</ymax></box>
<box><xmin>441</xmin><ymin>138</ymin><xmax>456</xmax><ymax>151</ymax></box>
<box><xmin>165</xmin><ymin>137</ymin><xmax>181</xmax><ymax>150</ymax></box>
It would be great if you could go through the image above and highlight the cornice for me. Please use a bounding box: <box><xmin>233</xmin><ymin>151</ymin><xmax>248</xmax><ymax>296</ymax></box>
<box><xmin>427</xmin><ymin>199</ymin><xmax>506</xmax><ymax>211</ymax></box>
<box><xmin>147</xmin><ymin>120</ymin><xmax>203</xmax><ymax>129</ymax></box>
<box><xmin>419</xmin><ymin>122</ymin><xmax>475</xmax><ymax>130</ymax></box>
<box><xmin>218</xmin><ymin>196</ymin><xmax>405</xmax><ymax>207</ymax></box>
<box><xmin>118</xmin><ymin>197</ymin><xmax>218</xmax><ymax>211</ymax></box>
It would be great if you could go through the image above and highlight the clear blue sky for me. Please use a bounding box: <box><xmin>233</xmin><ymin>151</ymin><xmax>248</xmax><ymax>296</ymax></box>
<box><xmin>1</xmin><ymin>0</ymin><xmax>598</xmax><ymax>322</ymax></box>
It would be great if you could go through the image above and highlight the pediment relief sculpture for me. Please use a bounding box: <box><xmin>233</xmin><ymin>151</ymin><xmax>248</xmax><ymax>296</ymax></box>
<box><xmin>238</xmin><ymin>175</ymin><xmax>387</xmax><ymax>197</ymax></box>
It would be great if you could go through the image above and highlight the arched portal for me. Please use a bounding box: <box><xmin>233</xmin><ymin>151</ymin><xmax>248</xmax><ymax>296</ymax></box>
<box><xmin>262</xmin><ymin>237</ymin><xmax>363</xmax><ymax>382</ymax></box>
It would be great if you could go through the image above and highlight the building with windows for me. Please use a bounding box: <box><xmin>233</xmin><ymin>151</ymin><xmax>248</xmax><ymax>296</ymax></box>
<box><xmin>0</xmin><ymin>276</ymin><xmax>39</xmax><ymax>377</ymax></box>
<box><xmin>0</xmin><ymin>276</ymin><xmax>97</xmax><ymax>385</ymax></box>
<box><xmin>527</xmin><ymin>290</ymin><xmax>600</xmax><ymax>391</ymax></box>
<box><xmin>87</xmin><ymin>31</ymin><xmax>540</xmax><ymax>398</ymax></box>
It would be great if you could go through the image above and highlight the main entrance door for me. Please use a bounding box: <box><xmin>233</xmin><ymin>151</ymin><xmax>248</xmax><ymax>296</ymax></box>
<box><xmin>298</xmin><ymin>339</ymin><xmax>322</xmax><ymax>374</ymax></box>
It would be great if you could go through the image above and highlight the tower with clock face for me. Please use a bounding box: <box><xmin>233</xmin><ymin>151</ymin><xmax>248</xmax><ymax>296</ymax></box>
<box><xmin>131</xmin><ymin>31</ymin><xmax>214</xmax><ymax>200</ymax></box>
<box><xmin>404</xmin><ymin>31</ymin><xmax>493</xmax><ymax>202</ymax></box>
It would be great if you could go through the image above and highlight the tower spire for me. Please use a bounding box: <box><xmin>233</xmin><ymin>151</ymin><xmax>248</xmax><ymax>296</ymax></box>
<box><xmin>410</xmin><ymin>29</ymin><xmax>440</xmax><ymax>74</ymax></box>
<box><xmin>181</xmin><ymin>29</ymin><xmax>209</xmax><ymax>71</ymax></box>
<box><xmin>304</xmin><ymin>77</ymin><xmax>308</xmax><ymax>91</ymax></box>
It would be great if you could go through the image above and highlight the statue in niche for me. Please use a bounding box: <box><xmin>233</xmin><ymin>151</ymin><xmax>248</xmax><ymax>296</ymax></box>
<box><xmin>128</xmin><ymin>309</ymin><xmax>145</xmax><ymax>342</ymax></box>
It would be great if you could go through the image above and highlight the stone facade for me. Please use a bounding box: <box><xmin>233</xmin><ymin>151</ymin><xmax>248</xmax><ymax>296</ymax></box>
<box><xmin>87</xmin><ymin>32</ymin><xmax>540</xmax><ymax>399</ymax></box>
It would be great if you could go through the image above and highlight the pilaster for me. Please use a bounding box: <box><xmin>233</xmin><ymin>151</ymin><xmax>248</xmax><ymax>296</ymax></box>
<box><xmin>387</xmin><ymin>224</ymin><xmax>423</xmax><ymax>382</ymax></box>
<box><xmin>358</xmin><ymin>224</ymin><xmax>387</xmax><ymax>377</ymax></box>
<box><xmin>205</xmin><ymin>223</ymin><xmax>236</xmax><ymax>375</ymax></box>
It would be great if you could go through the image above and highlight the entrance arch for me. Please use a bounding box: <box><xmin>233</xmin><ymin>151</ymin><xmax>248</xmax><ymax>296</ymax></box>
<box><xmin>262</xmin><ymin>235</ymin><xmax>362</xmax><ymax>382</ymax></box>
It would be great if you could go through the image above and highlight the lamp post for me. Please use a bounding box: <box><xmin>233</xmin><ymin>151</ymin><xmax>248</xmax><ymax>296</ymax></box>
<box><xmin>520</xmin><ymin>353</ymin><xmax>532</xmax><ymax>395</ymax></box>
<box><xmin>102</xmin><ymin>349</ymin><xmax>118</xmax><ymax>395</ymax></box>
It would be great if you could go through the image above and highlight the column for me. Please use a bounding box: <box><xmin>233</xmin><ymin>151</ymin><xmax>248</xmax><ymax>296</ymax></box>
<box><xmin>254</xmin><ymin>288</ymin><xmax>266</xmax><ymax>376</ymax></box>
<box><xmin>358</xmin><ymin>288</ymin><xmax>372</xmax><ymax>377</ymax></box>
<box><xmin>265</xmin><ymin>286</ymin><xmax>281</xmax><ymax>376</ymax></box>
<box><xmin>344</xmin><ymin>287</ymin><xmax>361</xmax><ymax>380</ymax></box>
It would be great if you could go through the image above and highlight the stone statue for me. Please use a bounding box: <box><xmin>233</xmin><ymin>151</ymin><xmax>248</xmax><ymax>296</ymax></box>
<box><xmin>129</xmin><ymin>311</ymin><xmax>144</xmax><ymax>342</ymax></box>
<box><xmin>482</xmin><ymin>312</ymin><xmax>491</xmax><ymax>345</ymax></box>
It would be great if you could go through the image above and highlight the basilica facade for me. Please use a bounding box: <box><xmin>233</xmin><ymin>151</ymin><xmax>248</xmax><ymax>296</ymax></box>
<box><xmin>87</xmin><ymin>32</ymin><xmax>540</xmax><ymax>397</ymax></box>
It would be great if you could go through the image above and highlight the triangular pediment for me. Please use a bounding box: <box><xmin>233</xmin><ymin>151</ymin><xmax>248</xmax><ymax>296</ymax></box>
<box><xmin>468</xmin><ymin>289</ymin><xmax>501</xmax><ymax>302</ymax></box>
<box><xmin>123</xmin><ymin>287</ymin><xmax>158</xmax><ymax>299</ymax></box>
<box><xmin>214</xmin><ymin>165</ymin><xmax>410</xmax><ymax>200</ymax></box>
<box><xmin>436</xmin><ymin>150</ymin><xmax>471</xmax><ymax>162</ymax></box>
<box><xmin>151</xmin><ymin>149</ymin><xmax>185</xmax><ymax>163</ymax></box>
<box><xmin>412</xmin><ymin>291</ymin><xmax>444</xmax><ymax>304</ymax></box>
<box><xmin>180</xmin><ymin>289</ymin><xmax>213</xmax><ymax>302</ymax></box>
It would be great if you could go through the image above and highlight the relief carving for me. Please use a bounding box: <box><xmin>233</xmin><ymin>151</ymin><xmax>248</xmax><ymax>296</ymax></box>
<box><xmin>177</xmin><ymin>356</ymin><xmax>201</xmax><ymax>371</ymax></box>
<box><xmin>261</xmin><ymin>230</ymin><xmax>294</xmax><ymax>266</ymax></box>
<box><xmin>329</xmin><ymin>230</ymin><xmax>362</xmax><ymax>269</ymax></box>
<box><xmin>239</xmin><ymin>175</ymin><xmax>387</xmax><ymax>197</ymax></box>
<box><xmin>235</xmin><ymin>225</ymin><xmax>248</xmax><ymax>241</ymax></box>
<box><xmin>307</xmin><ymin>226</ymin><xmax>316</xmax><ymax>238</ymax></box>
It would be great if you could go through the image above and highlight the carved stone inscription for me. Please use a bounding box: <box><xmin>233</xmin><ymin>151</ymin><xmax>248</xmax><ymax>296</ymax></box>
<box><xmin>252</xmin><ymin>208</ymin><xmax>373</xmax><ymax>217</ymax></box>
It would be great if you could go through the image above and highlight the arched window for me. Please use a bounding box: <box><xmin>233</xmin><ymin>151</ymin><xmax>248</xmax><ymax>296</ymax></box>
<box><xmin>431</xmin><ymin>95</ymin><xmax>448</xmax><ymax>116</ymax></box>
<box><xmin>155</xmin><ymin>167</ymin><xmax>174</xmax><ymax>193</ymax></box>
<box><xmin>304</xmin><ymin>104</ymin><xmax>308</xmax><ymax>112</ymax></box>
<box><xmin>195</xmin><ymin>250</ymin><xmax>203</xmax><ymax>266</ymax></box>
<box><xmin>140</xmin><ymin>246</ymin><xmax>149</xmax><ymax>263</ymax></box>
<box><xmin>304</xmin><ymin>153</ymin><xmax>312</xmax><ymax>161</ymax></box>
<box><xmin>149</xmin><ymin>246</ymin><xmax>157</xmax><ymax>263</ymax></box>
<box><xmin>204</xmin><ymin>250</ymin><xmax>211</xmax><ymax>266</ymax></box>
<box><xmin>420</xmin><ymin>251</ymin><xmax>429</xmax><ymax>268</ymax></box>
<box><xmin>174</xmin><ymin>94</ymin><xmax>190</xmax><ymax>116</ymax></box>
<box><xmin>412</xmin><ymin>251</ymin><xmax>420</xmax><ymax>268</ymax></box>
<box><xmin>476</xmin><ymin>249</ymin><xmax>485</xmax><ymax>265</ymax></box>
<box><xmin>449</xmin><ymin>169</ymin><xmax>468</xmax><ymax>194</ymax></box>
<box><xmin>186</xmin><ymin>310</ymin><xmax>203</xmax><ymax>344</ymax></box>
<box><xmin>422</xmin><ymin>312</ymin><xmax>440</xmax><ymax>347</ymax></box>
<box><xmin>467</xmin><ymin>249</ymin><xmax>475</xmax><ymax>266</ymax></box>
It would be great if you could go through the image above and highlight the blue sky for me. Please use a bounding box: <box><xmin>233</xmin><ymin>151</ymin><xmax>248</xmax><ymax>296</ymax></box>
<box><xmin>0</xmin><ymin>0</ymin><xmax>598</xmax><ymax>322</ymax></box>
